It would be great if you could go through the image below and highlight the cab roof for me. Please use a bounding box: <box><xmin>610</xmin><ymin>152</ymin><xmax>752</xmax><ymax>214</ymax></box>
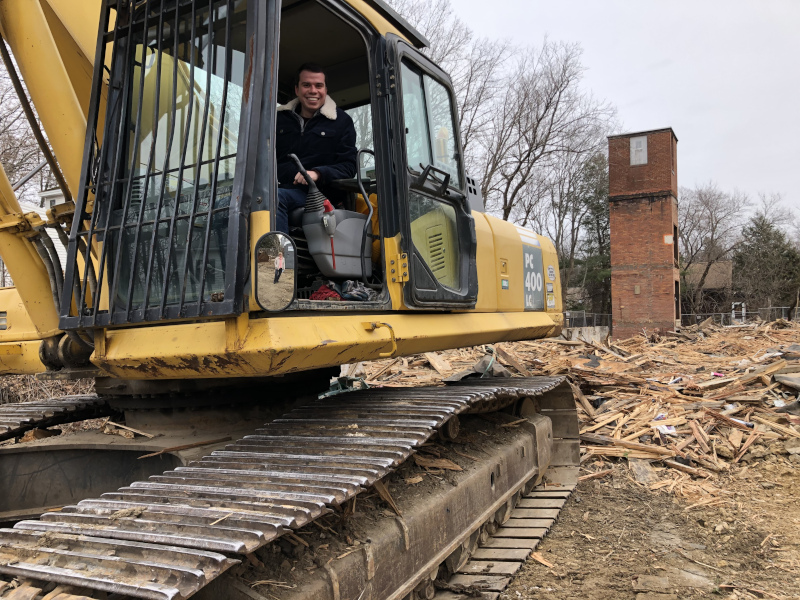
<box><xmin>366</xmin><ymin>0</ymin><xmax>429</xmax><ymax>49</ymax></box>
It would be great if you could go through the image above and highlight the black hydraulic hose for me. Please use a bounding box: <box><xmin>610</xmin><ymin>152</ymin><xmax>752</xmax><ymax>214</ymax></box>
<box><xmin>74</xmin><ymin>234</ymin><xmax>98</xmax><ymax>302</ymax></box>
<box><xmin>54</xmin><ymin>224</ymin><xmax>95</xmax><ymax>309</ymax></box>
<box><xmin>31</xmin><ymin>235</ymin><xmax>61</xmax><ymax>312</ymax></box>
<box><xmin>53</xmin><ymin>223</ymin><xmax>92</xmax><ymax>335</ymax></box>
<box><xmin>356</xmin><ymin>149</ymin><xmax>375</xmax><ymax>285</ymax></box>
<box><xmin>65</xmin><ymin>328</ymin><xmax>93</xmax><ymax>352</ymax></box>
<box><xmin>36</xmin><ymin>233</ymin><xmax>94</xmax><ymax>353</ymax></box>
<box><xmin>40</xmin><ymin>230</ymin><xmax>64</xmax><ymax>305</ymax></box>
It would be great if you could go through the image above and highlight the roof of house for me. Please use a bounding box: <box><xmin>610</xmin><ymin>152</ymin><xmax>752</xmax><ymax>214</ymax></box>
<box><xmin>684</xmin><ymin>260</ymin><xmax>733</xmax><ymax>290</ymax></box>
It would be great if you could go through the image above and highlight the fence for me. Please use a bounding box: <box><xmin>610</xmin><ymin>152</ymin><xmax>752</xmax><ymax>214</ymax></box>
<box><xmin>564</xmin><ymin>312</ymin><xmax>611</xmax><ymax>328</ymax></box>
<box><xmin>680</xmin><ymin>307</ymin><xmax>798</xmax><ymax>327</ymax></box>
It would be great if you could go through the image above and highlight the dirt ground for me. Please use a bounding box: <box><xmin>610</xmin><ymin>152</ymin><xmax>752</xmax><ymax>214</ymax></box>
<box><xmin>1</xmin><ymin>320</ymin><xmax>798</xmax><ymax>600</ymax></box>
<box><xmin>501</xmin><ymin>444</ymin><xmax>800</xmax><ymax>600</ymax></box>
<box><xmin>256</xmin><ymin>261</ymin><xmax>295</xmax><ymax>310</ymax></box>
<box><xmin>352</xmin><ymin>321</ymin><xmax>800</xmax><ymax>600</ymax></box>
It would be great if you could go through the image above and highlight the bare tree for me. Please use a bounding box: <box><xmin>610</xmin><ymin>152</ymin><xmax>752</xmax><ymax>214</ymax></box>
<box><xmin>0</xmin><ymin>66</ymin><xmax>43</xmax><ymax>197</ymax></box>
<box><xmin>387</xmin><ymin>0</ymin><xmax>618</xmax><ymax>310</ymax></box>
<box><xmin>388</xmin><ymin>1</ymin><xmax>616</xmax><ymax>224</ymax></box>
<box><xmin>386</xmin><ymin>0</ymin><xmax>509</xmax><ymax>175</ymax></box>
<box><xmin>678</xmin><ymin>182</ymin><xmax>750</xmax><ymax>314</ymax></box>
<box><xmin>387</xmin><ymin>0</ymin><xmax>472</xmax><ymax>67</ymax></box>
<box><xmin>756</xmin><ymin>192</ymin><xmax>797</xmax><ymax>232</ymax></box>
<box><xmin>576</xmin><ymin>152</ymin><xmax>611</xmax><ymax>313</ymax></box>
<box><xmin>534</xmin><ymin>144</ymin><xmax>612</xmax><ymax>297</ymax></box>
<box><xmin>0</xmin><ymin>50</ymin><xmax>60</xmax><ymax>286</ymax></box>
<box><xmin>477</xmin><ymin>42</ymin><xmax>614</xmax><ymax>223</ymax></box>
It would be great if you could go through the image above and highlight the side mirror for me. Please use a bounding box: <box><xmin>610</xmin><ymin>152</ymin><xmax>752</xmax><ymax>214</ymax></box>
<box><xmin>254</xmin><ymin>232</ymin><xmax>296</xmax><ymax>312</ymax></box>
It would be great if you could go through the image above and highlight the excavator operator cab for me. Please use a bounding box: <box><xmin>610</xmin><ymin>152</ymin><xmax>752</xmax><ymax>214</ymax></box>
<box><xmin>273</xmin><ymin>1</ymin><xmax>379</xmax><ymax>291</ymax></box>
<box><xmin>58</xmin><ymin>0</ymin><xmax>480</xmax><ymax>335</ymax></box>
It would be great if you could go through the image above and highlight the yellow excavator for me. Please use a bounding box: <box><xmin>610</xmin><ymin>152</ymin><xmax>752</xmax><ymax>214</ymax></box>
<box><xmin>0</xmin><ymin>1</ymin><xmax>578</xmax><ymax>599</ymax></box>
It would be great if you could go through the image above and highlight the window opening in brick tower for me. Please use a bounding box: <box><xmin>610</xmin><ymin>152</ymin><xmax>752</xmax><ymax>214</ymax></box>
<box><xmin>630</xmin><ymin>135</ymin><xmax>647</xmax><ymax>166</ymax></box>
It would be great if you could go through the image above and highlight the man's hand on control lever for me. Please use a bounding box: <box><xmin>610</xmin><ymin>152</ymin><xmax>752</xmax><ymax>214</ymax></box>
<box><xmin>294</xmin><ymin>170</ymin><xmax>319</xmax><ymax>185</ymax></box>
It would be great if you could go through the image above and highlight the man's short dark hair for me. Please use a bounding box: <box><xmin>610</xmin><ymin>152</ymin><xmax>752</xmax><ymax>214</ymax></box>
<box><xmin>295</xmin><ymin>62</ymin><xmax>327</xmax><ymax>87</ymax></box>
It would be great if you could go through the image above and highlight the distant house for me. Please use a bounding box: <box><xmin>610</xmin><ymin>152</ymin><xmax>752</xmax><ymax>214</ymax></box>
<box><xmin>683</xmin><ymin>260</ymin><xmax>732</xmax><ymax>312</ymax></box>
<box><xmin>684</xmin><ymin>261</ymin><xmax>732</xmax><ymax>291</ymax></box>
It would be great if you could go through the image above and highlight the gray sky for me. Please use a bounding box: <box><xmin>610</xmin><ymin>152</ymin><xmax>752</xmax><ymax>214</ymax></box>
<box><xmin>455</xmin><ymin>0</ymin><xmax>800</xmax><ymax>213</ymax></box>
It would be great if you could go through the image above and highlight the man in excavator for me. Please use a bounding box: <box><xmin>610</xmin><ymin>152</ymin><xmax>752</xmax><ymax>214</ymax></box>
<box><xmin>274</xmin><ymin>63</ymin><xmax>358</xmax><ymax>234</ymax></box>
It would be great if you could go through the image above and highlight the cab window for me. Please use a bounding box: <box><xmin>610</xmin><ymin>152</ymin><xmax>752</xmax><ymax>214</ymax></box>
<box><xmin>400</xmin><ymin>60</ymin><xmax>461</xmax><ymax>189</ymax></box>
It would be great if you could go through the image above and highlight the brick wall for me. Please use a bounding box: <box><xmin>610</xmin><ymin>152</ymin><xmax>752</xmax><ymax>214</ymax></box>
<box><xmin>610</xmin><ymin>196</ymin><xmax>679</xmax><ymax>338</ymax></box>
<box><xmin>608</xmin><ymin>128</ymin><xmax>677</xmax><ymax>200</ymax></box>
<box><xmin>608</xmin><ymin>128</ymin><xmax>680</xmax><ymax>340</ymax></box>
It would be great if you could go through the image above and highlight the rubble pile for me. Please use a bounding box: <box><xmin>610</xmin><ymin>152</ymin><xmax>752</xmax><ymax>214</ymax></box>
<box><xmin>0</xmin><ymin>374</ymin><xmax>94</xmax><ymax>404</ymax></box>
<box><xmin>360</xmin><ymin>318</ymin><xmax>800</xmax><ymax>507</ymax></box>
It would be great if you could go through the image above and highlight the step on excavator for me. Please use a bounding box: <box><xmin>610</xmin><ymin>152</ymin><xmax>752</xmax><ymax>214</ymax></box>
<box><xmin>0</xmin><ymin>1</ymin><xmax>578</xmax><ymax>598</ymax></box>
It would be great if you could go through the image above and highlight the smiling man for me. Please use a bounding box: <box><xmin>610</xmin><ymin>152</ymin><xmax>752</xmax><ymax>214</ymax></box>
<box><xmin>274</xmin><ymin>63</ymin><xmax>358</xmax><ymax>234</ymax></box>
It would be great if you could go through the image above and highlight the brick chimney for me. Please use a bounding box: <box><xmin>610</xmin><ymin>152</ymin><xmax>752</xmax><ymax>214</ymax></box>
<box><xmin>608</xmin><ymin>128</ymin><xmax>680</xmax><ymax>339</ymax></box>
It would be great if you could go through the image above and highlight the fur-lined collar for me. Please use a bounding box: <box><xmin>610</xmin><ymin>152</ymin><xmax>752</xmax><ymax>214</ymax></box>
<box><xmin>277</xmin><ymin>96</ymin><xmax>338</xmax><ymax>120</ymax></box>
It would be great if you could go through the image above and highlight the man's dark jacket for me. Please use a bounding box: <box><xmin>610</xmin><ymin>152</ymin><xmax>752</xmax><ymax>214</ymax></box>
<box><xmin>276</xmin><ymin>96</ymin><xmax>357</xmax><ymax>208</ymax></box>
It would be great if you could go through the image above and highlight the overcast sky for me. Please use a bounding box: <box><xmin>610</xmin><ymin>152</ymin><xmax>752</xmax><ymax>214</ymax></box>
<box><xmin>455</xmin><ymin>0</ymin><xmax>799</xmax><ymax>214</ymax></box>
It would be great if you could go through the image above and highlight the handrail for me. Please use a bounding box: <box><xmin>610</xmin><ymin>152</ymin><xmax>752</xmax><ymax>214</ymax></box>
<box><xmin>356</xmin><ymin>148</ymin><xmax>375</xmax><ymax>285</ymax></box>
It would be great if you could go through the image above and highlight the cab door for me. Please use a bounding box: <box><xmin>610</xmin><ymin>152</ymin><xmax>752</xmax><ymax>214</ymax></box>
<box><xmin>387</xmin><ymin>35</ymin><xmax>478</xmax><ymax>309</ymax></box>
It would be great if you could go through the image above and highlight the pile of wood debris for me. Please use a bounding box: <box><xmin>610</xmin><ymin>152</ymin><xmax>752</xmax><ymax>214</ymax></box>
<box><xmin>354</xmin><ymin>318</ymin><xmax>800</xmax><ymax>508</ymax></box>
<box><xmin>0</xmin><ymin>375</ymin><xmax>94</xmax><ymax>405</ymax></box>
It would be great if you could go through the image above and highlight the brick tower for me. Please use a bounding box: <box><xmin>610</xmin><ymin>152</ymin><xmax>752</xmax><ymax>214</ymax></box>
<box><xmin>608</xmin><ymin>128</ymin><xmax>679</xmax><ymax>339</ymax></box>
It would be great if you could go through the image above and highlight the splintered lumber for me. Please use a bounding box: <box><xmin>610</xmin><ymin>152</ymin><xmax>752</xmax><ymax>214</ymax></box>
<box><xmin>424</xmin><ymin>352</ymin><xmax>451</xmax><ymax>375</ymax></box>
<box><xmin>585</xmin><ymin>341</ymin><xmax>626</xmax><ymax>360</ymax></box>
<box><xmin>357</xmin><ymin>316</ymin><xmax>800</xmax><ymax>502</ymax></box>
<box><xmin>570</xmin><ymin>381</ymin><xmax>595</xmax><ymax>419</ymax></box>
<box><xmin>580</xmin><ymin>432</ymin><xmax>673</xmax><ymax>456</ymax></box>
<box><xmin>707</xmin><ymin>384</ymin><xmax>747</xmax><ymax>401</ymax></box>
<box><xmin>106</xmin><ymin>421</ymin><xmax>155</xmax><ymax>439</ymax></box>
<box><xmin>647</xmin><ymin>417</ymin><xmax>686</xmax><ymax>427</ymax></box>
<box><xmin>580</xmin><ymin>412</ymin><xmax>623</xmax><ymax>434</ymax></box>
<box><xmin>737</xmin><ymin>360</ymin><xmax>787</xmax><ymax>385</ymax></box>
<box><xmin>675</xmin><ymin>435</ymin><xmax>696</xmax><ymax>452</ymax></box>
<box><xmin>728</xmin><ymin>429</ymin><xmax>744</xmax><ymax>449</ymax></box>
<box><xmin>663</xmin><ymin>459</ymin><xmax>710</xmax><ymax>478</ymax></box>
<box><xmin>530</xmin><ymin>552</ymin><xmax>555</xmax><ymax>568</ymax></box>
<box><xmin>628</xmin><ymin>459</ymin><xmax>659</xmax><ymax>483</ymax></box>
<box><xmin>750</xmin><ymin>415</ymin><xmax>800</xmax><ymax>439</ymax></box>
<box><xmin>366</xmin><ymin>357</ymin><xmax>400</xmax><ymax>382</ymax></box>
<box><xmin>734</xmin><ymin>432</ymin><xmax>762</xmax><ymax>463</ymax></box>
<box><xmin>495</xmin><ymin>346</ymin><xmax>531</xmax><ymax>377</ymax></box>
<box><xmin>138</xmin><ymin>437</ymin><xmax>232</xmax><ymax>459</ymax></box>
<box><xmin>704</xmin><ymin>409</ymin><xmax>753</xmax><ymax>431</ymax></box>
<box><xmin>414</xmin><ymin>455</ymin><xmax>462</xmax><ymax>471</ymax></box>
<box><xmin>584</xmin><ymin>446</ymin><xmax>670</xmax><ymax>460</ymax></box>
<box><xmin>695</xmin><ymin>377</ymin><xmax>737</xmax><ymax>390</ymax></box>
<box><xmin>373</xmin><ymin>480</ymin><xmax>402</xmax><ymax>516</ymax></box>
<box><xmin>688</xmin><ymin>421</ymin><xmax>711</xmax><ymax>453</ymax></box>
<box><xmin>578</xmin><ymin>468</ymin><xmax>614</xmax><ymax>482</ymax></box>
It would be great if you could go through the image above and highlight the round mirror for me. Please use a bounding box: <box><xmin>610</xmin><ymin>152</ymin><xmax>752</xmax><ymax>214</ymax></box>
<box><xmin>255</xmin><ymin>232</ymin><xmax>296</xmax><ymax>312</ymax></box>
